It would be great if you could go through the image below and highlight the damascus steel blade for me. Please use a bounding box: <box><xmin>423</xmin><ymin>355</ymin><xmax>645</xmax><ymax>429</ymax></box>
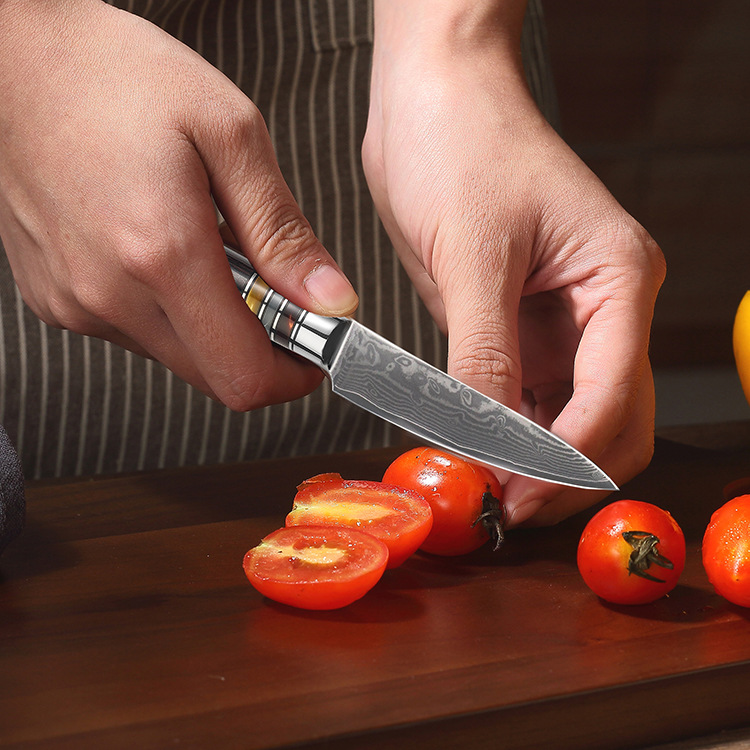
<box><xmin>329</xmin><ymin>321</ymin><xmax>616</xmax><ymax>491</ymax></box>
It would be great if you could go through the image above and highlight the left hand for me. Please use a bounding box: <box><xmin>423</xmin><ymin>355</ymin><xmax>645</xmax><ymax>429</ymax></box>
<box><xmin>364</xmin><ymin>1</ymin><xmax>666</xmax><ymax>526</ymax></box>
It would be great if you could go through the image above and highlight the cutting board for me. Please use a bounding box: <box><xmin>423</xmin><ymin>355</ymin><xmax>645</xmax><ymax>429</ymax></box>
<box><xmin>1</xmin><ymin>428</ymin><xmax>750</xmax><ymax>749</ymax></box>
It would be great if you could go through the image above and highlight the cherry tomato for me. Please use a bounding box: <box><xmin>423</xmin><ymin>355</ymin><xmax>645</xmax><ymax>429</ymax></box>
<box><xmin>702</xmin><ymin>494</ymin><xmax>750</xmax><ymax>607</ymax></box>
<box><xmin>577</xmin><ymin>500</ymin><xmax>686</xmax><ymax>605</ymax></box>
<box><xmin>382</xmin><ymin>447</ymin><xmax>504</xmax><ymax>556</ymax></box>
<box><xmin>243</xmin><ymin>526</ymin><xmax>389</xmax><ymax>610</ymax></box>
<box><xmin>286</xmin><ymin>478</ymin><xmax>432</xmax><ymax>568</ymax></box>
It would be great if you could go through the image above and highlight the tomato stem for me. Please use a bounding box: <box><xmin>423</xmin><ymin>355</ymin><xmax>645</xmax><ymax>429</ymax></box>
<box><xmin>472</xmin><ymin>486</ymin><xmax>506</xmax><ymax>552</ymax></box>
<box><xmin>622</xmin><ymin>530</ymin><xmax>674</xmax><ymax>582</ymax></box>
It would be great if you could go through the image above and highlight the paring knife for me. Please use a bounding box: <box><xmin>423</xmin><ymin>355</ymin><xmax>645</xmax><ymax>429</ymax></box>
<box><xmin>225</xmin><ymin>245</ymin><xmax>617</xmax><ymax>491</ymax></box>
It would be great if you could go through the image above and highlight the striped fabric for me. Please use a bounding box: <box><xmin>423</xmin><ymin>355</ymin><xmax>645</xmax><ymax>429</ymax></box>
<box><xmin>0</xmin><ymin>0</ymin><xmax>558</xmax><ymax>480</ymax></box>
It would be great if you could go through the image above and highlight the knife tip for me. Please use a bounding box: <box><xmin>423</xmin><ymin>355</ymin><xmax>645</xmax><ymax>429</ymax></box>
<box><xmin>596</xmin><ymin>474</ymin><xmax>619</xmax><ymax>492</ymax></box>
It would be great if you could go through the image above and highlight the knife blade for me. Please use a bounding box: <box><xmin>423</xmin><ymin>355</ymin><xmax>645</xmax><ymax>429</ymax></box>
<box><xmin>225</xmin><ymin>245</ymin><xmax>616</xmax><ymax>491</ymax></box>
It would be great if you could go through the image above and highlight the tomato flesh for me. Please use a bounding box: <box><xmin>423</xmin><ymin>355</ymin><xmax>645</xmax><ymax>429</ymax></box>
<box><xmin>383</xmin><ymin>447</ymin><xmax>504</xmax><ymax>556</ymax></box>
<box><xmin>243</xmin><ymin>526</ymin><xmax>389</xmax><ymax>610</ymax></box>
<box><xmin>703</xmin><ymin>494</ymin><xmax>750</xmax><ymax>607</ymax></box>
<box><xmin>577</xmin><ymin>500</ymin><xmax>686</xmax><ymax>605</ymax></box>
<box><xmin>286</xmin><ymin>479</ymin><xmax>432</xmax><ymax>568</ymax></box>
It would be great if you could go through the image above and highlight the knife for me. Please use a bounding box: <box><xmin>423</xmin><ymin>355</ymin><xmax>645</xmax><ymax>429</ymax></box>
<box><xmin>225</xmin><ymin>245</ymin><xmax>616</xmax><ymax>491</ymax></box>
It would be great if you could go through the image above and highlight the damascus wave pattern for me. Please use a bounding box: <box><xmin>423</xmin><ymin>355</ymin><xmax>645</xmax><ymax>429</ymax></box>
<box><xmin>328</xmin><ymin>322</ymin><xmax>615</xmax><ymax>491</ymax></box>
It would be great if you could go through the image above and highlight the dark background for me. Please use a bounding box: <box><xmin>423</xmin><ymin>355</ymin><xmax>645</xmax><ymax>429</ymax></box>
<box><xmin>543</xmin><ymin>0</ymin><xmax>749</xmax><ymax>425</ymax></box>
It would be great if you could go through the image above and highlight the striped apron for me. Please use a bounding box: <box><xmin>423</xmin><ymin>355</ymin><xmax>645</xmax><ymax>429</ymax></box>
<box><xmin>0</xmin><ymin>0</ymin><xmax>558</xmax><ymax>479</ymax></box>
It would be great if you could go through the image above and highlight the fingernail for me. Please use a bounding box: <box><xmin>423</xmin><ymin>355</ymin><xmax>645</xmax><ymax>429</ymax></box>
<box><xmin>304</xmin><ymin>264</ymin><xmax>359</xmax><ymax>315</ymax></box>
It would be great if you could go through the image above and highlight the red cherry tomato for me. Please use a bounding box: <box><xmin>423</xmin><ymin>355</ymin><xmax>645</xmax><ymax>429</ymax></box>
<box><xmin>243</xmin><ymin>526</ymin><xmax>389</xmax><ymax>610</ymax></box>
<box><xmin>382</xmin><ymin>447</ymin><xmax>504</xmax><ymax>556</ymax></box>
<box><xmin>286</xmin><ymin>478</ymin><xmax>432</xmax><ymax>568</ymax></box>
<box><xmin>577</xmin><ymin>500</ymin><xmax>686</xmax><ymax>605</ymax></box>
<box><xmin>702</xmin><ymin>494</ymin><xmax>750</xmax><ymax>607</ymax></box>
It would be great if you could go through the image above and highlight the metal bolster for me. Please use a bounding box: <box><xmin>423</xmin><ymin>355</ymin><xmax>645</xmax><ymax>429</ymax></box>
<box><xmin>291</xmin><ymin>314</ymin><xmax>350</xmax><ymax>371</ymax></box>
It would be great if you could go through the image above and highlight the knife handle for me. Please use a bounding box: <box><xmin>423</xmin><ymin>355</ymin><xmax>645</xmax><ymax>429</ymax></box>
<box><xmin>224</xmin><ymin>244</ymin><xmax>350</xmax><ymax>373</ymax></box>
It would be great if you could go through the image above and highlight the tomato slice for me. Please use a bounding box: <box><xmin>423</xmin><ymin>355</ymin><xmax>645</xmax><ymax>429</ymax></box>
<box><xmin>296</xmin><ymin>473</ymin><xmax>343</xmax><ymax>491</ymax></box>
<box><xmin>243</xmin><ymin>526</ymin><xmax>389</xmax><ymax>610</ymax></box>
<box><xmin>286</xmin><ymin>478</ymin><xmax>433</xmax><ymax>568</ymax></box>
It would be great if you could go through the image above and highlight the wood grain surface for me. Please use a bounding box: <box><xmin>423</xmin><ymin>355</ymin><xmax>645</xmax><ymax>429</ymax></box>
<box><xmin>2</xmin><ymin>428</ymin><xmax>750</xmax><ymax>749</ymax></box>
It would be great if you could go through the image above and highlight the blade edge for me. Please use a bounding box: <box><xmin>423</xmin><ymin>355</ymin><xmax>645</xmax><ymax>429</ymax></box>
<box><xmin>328</xmin><ymin>322</ymin><xmax>616</xmax><ymax>491</ymax></box>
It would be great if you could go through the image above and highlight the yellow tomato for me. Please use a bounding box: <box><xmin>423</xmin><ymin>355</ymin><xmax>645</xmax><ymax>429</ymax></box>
<box><xmin>734</xmin><ymin>291</ymin><xmax>750</xmax><ymax>406</ymax></box>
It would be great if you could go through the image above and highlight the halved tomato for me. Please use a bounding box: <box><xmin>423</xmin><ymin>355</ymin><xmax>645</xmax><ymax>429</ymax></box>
<box><xmin>286</xmin><ymin>478</ymin><xmax>433</xmax><ymax>567</ymax></box>
<box><xmin>243</xmin><ymin>526</ymin><xmax>389</xmax><ymax>610</ymax></box>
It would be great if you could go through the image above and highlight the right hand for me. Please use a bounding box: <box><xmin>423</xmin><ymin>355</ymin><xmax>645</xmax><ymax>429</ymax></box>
<box><xmin>0</xmin><ymin>0</ymin><xmax>358</xmax><ymax>410</ymax></box>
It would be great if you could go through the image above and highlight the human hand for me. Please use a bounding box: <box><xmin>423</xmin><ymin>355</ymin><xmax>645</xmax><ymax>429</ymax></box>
<box><xmin>364</xmin><ymin>1</ymin><xmax>666</xmax><ymax>526</ymax></box>
<box><xmin>0</xmin><ymin>0</ymin><xmax>357</xmax><ymax>410</ymax></box>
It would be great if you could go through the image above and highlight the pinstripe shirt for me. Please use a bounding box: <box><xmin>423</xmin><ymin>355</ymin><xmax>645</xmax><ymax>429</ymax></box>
<box><xmin>0</xmin><ymin>0</ymin><xmax>558</xmax><ymax>479</ymax></box>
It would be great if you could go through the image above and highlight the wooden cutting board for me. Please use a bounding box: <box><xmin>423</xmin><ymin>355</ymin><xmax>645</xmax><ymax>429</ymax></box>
<box><xmin>1</xmin><ymin>428</ymin><xmax>749</xmax><ymax>749</ymax></box>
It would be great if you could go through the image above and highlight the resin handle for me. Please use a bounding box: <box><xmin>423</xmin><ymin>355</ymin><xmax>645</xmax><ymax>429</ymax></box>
<box><xmin>224</xmin><ymin>245</ymin><xmax>350</xmax><ymax>373</ymax></box>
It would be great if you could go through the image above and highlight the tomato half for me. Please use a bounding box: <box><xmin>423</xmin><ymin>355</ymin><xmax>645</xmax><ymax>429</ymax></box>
<box><xmin>243</xmin><ymin>526</ymin><xmax>389</xmax><ymax>610</ymax></box>
<box><xmin>703</xmin><ymin>494</ymin><xmax>750</xmax><ymax>607</ymax></box>
<box><xmin>382</xmin><ymin>447</ymin><xmax>505</xmax><ymax>556</ymax></box>
<box><xmin>577</xmin><ymin>500</ymin><xmax>686</xmax><ymax>605</ymax></box>
<box><xmin>286</xmin><ymin>478</ymin><xmax>432</xmax><ymax>568</ymax></box>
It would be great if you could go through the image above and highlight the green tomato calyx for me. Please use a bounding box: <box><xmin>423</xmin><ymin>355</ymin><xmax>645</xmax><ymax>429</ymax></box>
<box><xmin>623</xmin><ymin>530</ymin><xmax>674</xmax><ymax>582</ymax></box>
<box><xmin>472</xmin><ymin>486</ymin><xmax>506</xmax><ymax>552</ymax></box>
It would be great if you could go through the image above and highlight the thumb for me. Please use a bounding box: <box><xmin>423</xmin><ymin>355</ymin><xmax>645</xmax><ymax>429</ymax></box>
<box><xmin>196</xmin><ymin>101</ymin><xmax>358</xmax><ymax>317</ymax></box>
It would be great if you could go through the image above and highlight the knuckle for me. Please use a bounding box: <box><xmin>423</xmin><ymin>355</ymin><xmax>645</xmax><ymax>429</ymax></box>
<box><xmin>111</xmin><ymin>228</ymin><xmax>188</xmax><ymax>293</ymax></box>
<box><xmin>632</xmin><ymin>437</ymin><xmax>655</xmax><ymax>474</ymax></box>
<box><xmin>68</xmin><ymin>279</ymin><xmax>113</xmax><ymax>323</ymax></box>
<box><xmin>254</xmin><ymin>206</ymin><xmax>320</xmax><ymax>264</ymax></box>
<box><xmin>449</xmin><ymin>329</ymin><xmax>521</xmax><ymax>399</ymax></box>
<box><xmin>64</xmin><ymin>260</ymin><xmax>125</xmax><ymax>323</ymax></box>
<box><xmin>115</xmin><ymin>235</ymin><xmax>169</xmax><ymax>286</ymax></box>
<box><xmin>610</xmin><ymin>384</ymin><xmax>634</xmax><ymax>430</ymax></box>
<box><xmin>626</xmin><ymin>222</ymin><xmax>666</xmax><ymax>282</ymax></box>
<box><xmin>609</xmin><ymin>219</ymin><xmax>667</xmax><ymax>290</ymax></box>
<box><xmin>218</xmin><ymin>100</ymin><xmax>267</xmax><ymax>156</ymax></box>
<box><xmin>642</xmin><ymin>235</ymin><xmax>667</xmax><ymax>288</ymax></box>
<box><xmin>45</xmin><ymin>290</ymin><xmax>88</xmax><ymax>333</ymax></box>
<box><xmin>100</xmin><ymin>196</ymin><xmax>183</xmax><ymax>283</ymax></box>
<box><xmin>598</xmin><ymin>375</ymin><xmax>634</xmax><ymax>429</ymax></box>
<box><xmin>215</xmin><ymin>369</ymin><xmax>275</xmax><ymax>413</ymax></box>
<box><xmin>584</xmin><ymin>375</ymin><xmax>641</xmax><ymax>444</ymax></box>
<box><xmin>215</xmin><ymin>357</ymin><xmax>322</xmax><ymax>413</ymax></box>
<box><xmin>14</xmin><ymin>285</ymin><xmax>60</xmax><ymax>330</ymax></box>
<box><xmin>33</xmin><ymin>303</ymin><xmax>64</xmax><ymax>331</ymax></box>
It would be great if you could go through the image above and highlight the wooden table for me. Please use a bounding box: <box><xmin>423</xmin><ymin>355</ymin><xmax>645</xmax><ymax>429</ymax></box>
<box><xmin>2</xmin><ymin>424</ymin><xmax>750</xmax><ymax>749</ymax></box>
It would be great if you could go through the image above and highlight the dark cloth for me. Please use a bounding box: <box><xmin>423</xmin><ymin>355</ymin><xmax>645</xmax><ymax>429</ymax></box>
<box><xmin>0</xmin><ymin>423</ymin><xmax>24</xmax><ymax>555</ymax></box>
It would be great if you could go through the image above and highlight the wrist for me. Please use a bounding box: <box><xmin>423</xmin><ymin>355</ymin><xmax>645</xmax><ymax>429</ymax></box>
<box><xmin>369</xmin><ymin>0</ymin><xmax>536</xmax><ymax>136</ymax></box>
<box><xmin>372</xmin><ymin>0</ymin><xmax>527</xmax><ymax>68</ymax></box>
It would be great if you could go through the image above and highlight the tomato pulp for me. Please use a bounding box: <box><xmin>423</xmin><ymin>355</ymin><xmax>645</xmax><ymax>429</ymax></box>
<box><xmin>286</xmin><ymin>477</ymin><xmax>432</xmax><ymax>568</ymax></box>
<box><xmin>243</xmin><ymin>526</ymin><xmax>389</xmax><ymax>610</ymax></box>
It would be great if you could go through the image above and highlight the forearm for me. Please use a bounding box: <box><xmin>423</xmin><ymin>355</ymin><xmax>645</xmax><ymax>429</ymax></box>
<box><xmin>369</xmin><ymin>0</ymin><xmax>540</xmax><ymax>142</ymax></box>
<box><xmin>372</xmin><ymin>0</ymin><xmax>528</xmax><ymax>70</ymax></box>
